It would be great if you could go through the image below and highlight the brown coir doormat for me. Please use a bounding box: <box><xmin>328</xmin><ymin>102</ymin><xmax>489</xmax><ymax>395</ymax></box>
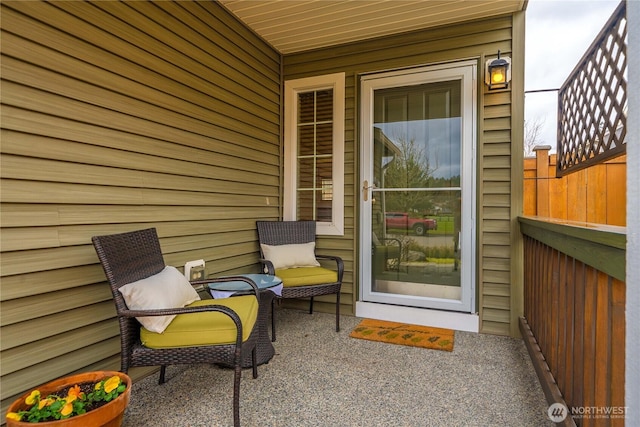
<box><xmin>350</xmin><ymin>319</ymin><xmax>454</xmax><ymax>352</ymax></box>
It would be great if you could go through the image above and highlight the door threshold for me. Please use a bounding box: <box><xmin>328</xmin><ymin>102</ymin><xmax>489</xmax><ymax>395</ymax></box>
<box><xmin>355</xmin><ymin>301</ymin><xmax>479</xmax><ymax>333</ymax></box>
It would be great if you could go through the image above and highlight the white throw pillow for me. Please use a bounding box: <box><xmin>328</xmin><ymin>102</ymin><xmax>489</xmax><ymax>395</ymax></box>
<box><xmin>118</xmin><ymin>265</ymin><xmax>201</xmax><ymax>333</ymax></box>
<box><xmin>260</xmin><ymin>242</ymin><xmax>321</xmax><ymax>270</ymax></box>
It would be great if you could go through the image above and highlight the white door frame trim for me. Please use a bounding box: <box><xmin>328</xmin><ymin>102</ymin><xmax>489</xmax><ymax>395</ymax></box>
<box><xmin>358</xmin><ymin>60</ymin><xmax>478</xmax><ymax>315</ymax></box>
<box><xmin>355</xmin><ymin>302</ymin><xmax>479</xmax><ymax>332</ymax></box>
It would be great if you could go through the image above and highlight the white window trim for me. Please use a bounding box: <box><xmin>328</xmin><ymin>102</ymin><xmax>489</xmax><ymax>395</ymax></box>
<box><xmin>284</xmin><ymin>72</ymin><xmax>345</xmax><ymax>236</ymax></box>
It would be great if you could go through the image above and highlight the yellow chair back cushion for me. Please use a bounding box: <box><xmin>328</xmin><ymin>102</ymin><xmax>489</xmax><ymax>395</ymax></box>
<box><xmin>140</xmin><ymin>296</ymin><xmax>258</xmax><ymax>349</ymax></box>
<box><xmin>275</xmin><ymin>267</ymin><xmax>337</xmax><ymax>287</ymax></box>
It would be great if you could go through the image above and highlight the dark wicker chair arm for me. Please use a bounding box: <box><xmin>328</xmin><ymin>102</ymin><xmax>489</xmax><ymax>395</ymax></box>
<box><xmin>121</xmin><ymin>303</ymin><xmax>241</xmax><ymax>321</ymax></box>
<box><xmin>258</xmin><ymin>258</ymin><xmax>276</xmax><ymax>275</ymax></box>
<box><xmin>315</xmin><ymin>254</ymin><xmax>344</xmax><ymax>282</ymax></box>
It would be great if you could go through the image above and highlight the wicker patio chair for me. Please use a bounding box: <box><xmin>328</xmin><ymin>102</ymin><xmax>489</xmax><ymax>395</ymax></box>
<box><xmin>92</xmin><ymin>228</ymin><xmax>259</xmax><ymax>427</ymax></box>
<box><xmin>256</xmin><ymin>220</ymin><xmax>344</xmax><ymax>336</ymax></box>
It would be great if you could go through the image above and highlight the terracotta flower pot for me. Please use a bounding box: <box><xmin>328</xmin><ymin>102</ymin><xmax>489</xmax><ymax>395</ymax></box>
<box><xmin>6</xmin><ymin>371</ymin><xmax>131</xmax><ymax>427</ymax></box>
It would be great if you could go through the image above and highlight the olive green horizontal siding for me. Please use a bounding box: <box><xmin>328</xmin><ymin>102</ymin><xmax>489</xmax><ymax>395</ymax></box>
<box><xmin>284</xmin><ymin>13</ymin><xmax>520</xmax><ymax>334</ymax></box>
<box><xmin>0</xmin><ymin>0</ymin><xmax>280</xmax><ymax>414</ymax></box>
<box><xmin>481</xmin><ymin>81</ymin><xmax>514</xmax><ymax>336</ymax></box>
<box><xmin>0</xmin><ymin>204</ymin><xmax>270</xmax><ymax>227</ymax></box>
<box><xmin>479</xmin><ymin>10</ymin><xmax>524</xmax><ymax>336</ymax></box>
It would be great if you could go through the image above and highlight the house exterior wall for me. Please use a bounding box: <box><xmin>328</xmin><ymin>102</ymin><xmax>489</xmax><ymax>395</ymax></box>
<box><xmin>283</xmin><ymin>12</ymin><xmax>525</xmax><ymax>336</ymax></box>
<box><xmin>0</xmin><ymin>1</ymin><xmax>280</xmax><ymax>412</ymax></box>
<box><xmin>0</xmin><ymin>0</ymin><xmax>526</xmax><ymax>414</ymax></box>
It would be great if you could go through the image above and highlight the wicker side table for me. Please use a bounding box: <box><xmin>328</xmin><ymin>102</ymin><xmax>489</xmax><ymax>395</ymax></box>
<box><xmin>208</xmin><ymin>274</ymin><xmax>282</xmax><ymax>367</ymax></box>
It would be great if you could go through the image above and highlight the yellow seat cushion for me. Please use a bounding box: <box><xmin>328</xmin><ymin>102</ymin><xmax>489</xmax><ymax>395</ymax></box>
<box><xmin>140</xmin><ymin>296</ymin><xmax>258</xmax><ymax>349</ymax></box>
<box><xmin>275</xmin><ymin>267</ymin><xmax>338</xmax><ymax>287</ymax></box>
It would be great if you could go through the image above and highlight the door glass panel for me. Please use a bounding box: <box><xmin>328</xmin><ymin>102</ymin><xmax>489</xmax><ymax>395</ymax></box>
<box><xmin>370</xmin><ymin>81</ymin><xmax>462</xmax><ymax>301</ymax></box>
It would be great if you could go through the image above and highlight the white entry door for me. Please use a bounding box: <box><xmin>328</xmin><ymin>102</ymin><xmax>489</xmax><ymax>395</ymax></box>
<box><xmin>360</xmin><ymin>61</ymin><xmax>476</xmax><ymax>313</ymax></box>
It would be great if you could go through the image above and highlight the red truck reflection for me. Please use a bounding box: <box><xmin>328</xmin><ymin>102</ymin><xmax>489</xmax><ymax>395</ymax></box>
<box><xmin>385</xmin><ymin>212</ymin><xmax>437</xmax><ymax>236</ymax></box>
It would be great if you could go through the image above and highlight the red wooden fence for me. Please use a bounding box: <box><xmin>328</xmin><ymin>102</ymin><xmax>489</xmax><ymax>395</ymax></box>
<box><xmin>520</xmin><ymin>217</ymin><xmax>626</xmax><ymax>427</ymax></box>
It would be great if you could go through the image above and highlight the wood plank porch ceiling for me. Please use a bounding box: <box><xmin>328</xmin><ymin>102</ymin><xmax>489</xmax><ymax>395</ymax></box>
<box><xmin>218</xmin><ymin>0</ymin><xmax>527</xmax><ymax>54</ymax></box>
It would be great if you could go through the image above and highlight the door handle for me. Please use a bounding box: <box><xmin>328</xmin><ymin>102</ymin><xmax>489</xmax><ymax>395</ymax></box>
<box><xmin>363</xmin><ymin>180</ymin><xmax>375</xmax><ymax>201</ymax></box>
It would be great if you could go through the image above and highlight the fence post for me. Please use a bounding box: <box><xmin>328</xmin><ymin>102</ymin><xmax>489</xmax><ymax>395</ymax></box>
<box><xmin>534</xmin><ymin>145</ymin><xmax>552</xmax><ymax>218</ymax></box>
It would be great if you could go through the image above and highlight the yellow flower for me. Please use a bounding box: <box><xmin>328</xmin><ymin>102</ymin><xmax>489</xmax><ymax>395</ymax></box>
<box><xmin>6</xmin><ymin>412</ymin><xmax>22</xmax><ymax>421</ymax></box>
<box><xmin>103</xmin><ymin>376</ymin><xmax>121</xmax><ymax>393</ymax></box>
<box><xmin>60</xmin><ymin>401</ymin><xmax>74</xmax><ymax>416</ymax></box>
<box><xmin>38</xmin><ymin>397</ymin><xmax>55</xmax><ymax>409</ymax></box>
<box><xmin>25</xmin><ymin>390</ymin><xmax>40</xmax><ymax>405</ymax></box>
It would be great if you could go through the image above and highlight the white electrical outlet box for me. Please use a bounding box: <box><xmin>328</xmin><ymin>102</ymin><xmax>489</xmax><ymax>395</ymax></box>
<box><xmin>184</xmin><ymin>259</ymin><xmax>205</xmax><ymax>281</ymax></box>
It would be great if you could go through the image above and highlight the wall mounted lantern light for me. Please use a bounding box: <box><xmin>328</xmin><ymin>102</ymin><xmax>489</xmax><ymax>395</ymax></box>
<box><xmin>485</xmin><ymin>50</ymin><xmax>511</xmax><ymax>90</ymax></box>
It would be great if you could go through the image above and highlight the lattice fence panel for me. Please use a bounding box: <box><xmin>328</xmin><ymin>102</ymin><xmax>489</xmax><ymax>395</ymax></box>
<box><xmin>557</xmin><ymin>1</ymin><xmax>627</xmax><ymax>176</ymax></box>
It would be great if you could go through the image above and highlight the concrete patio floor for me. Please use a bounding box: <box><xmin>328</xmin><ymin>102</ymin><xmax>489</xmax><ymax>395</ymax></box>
<box><xmin>123</xmin><ymin>308</ymin><xmax>554</xmax><ymax>426</ymax></box>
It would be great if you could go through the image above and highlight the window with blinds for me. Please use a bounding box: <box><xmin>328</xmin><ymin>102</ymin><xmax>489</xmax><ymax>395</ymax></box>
<box><xmin>297</xmin><ymin>89</ymin><xmax>333</xmax><ymax>222</ymax></box>
<box><xmin>284</xmin><ymin>73</ymin><xmax>344</xmax><ymax>235</ymax></box>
